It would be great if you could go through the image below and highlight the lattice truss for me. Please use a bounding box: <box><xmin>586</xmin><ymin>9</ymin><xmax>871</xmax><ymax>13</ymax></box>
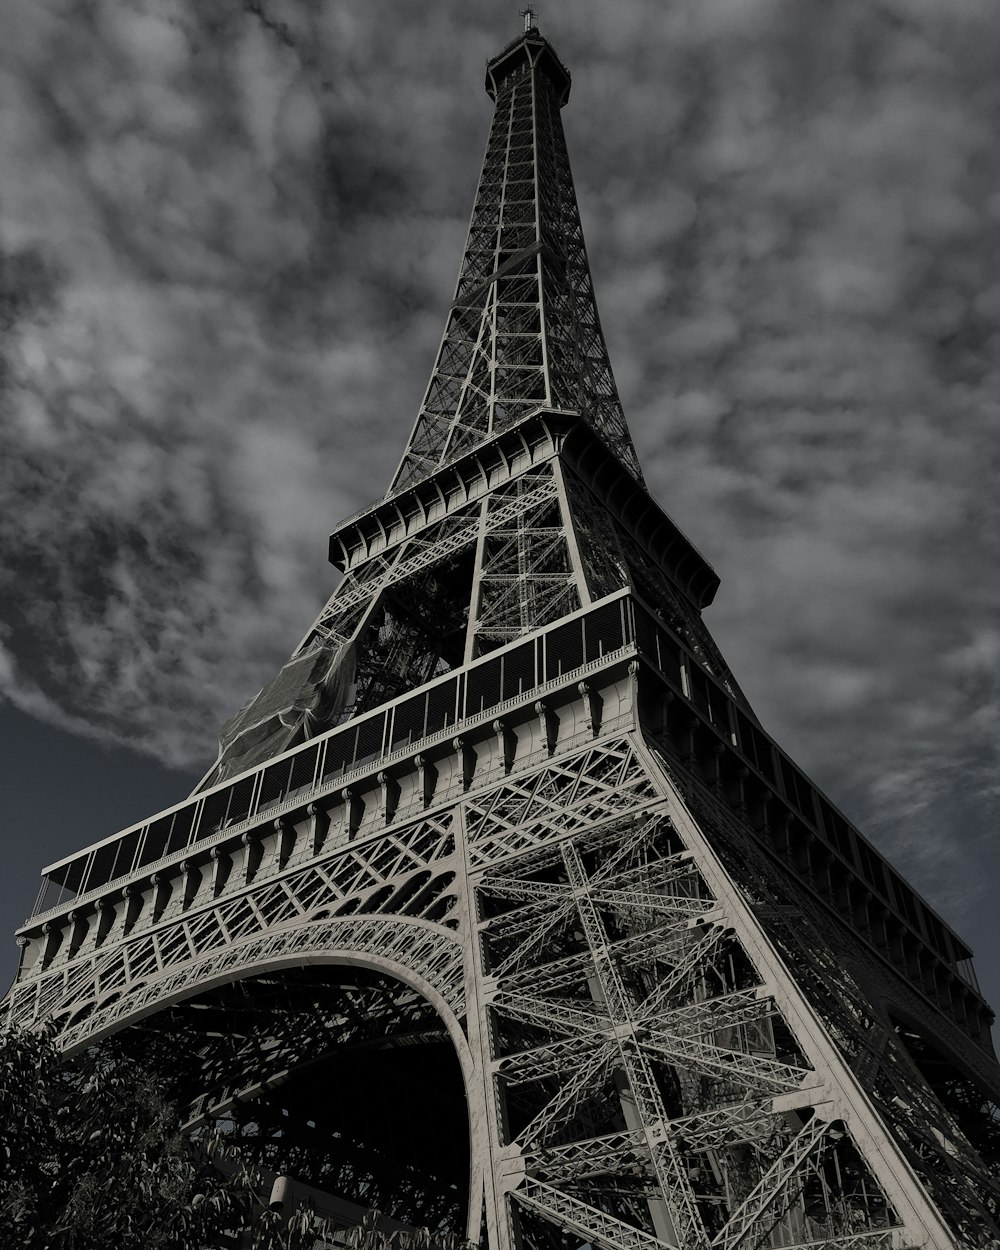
<box><xmin>208</xmin><ymin>459</ymin><xmax>627</xmax><ymax>780</ymax></box>
<box><xmin>204</xmin><ymin>472</ymin><xmax>554</xmax><ymax>782</ymax></box>
<box><xmin>473</xmin><ymin>468</ymin><xmax>580</xmax><ymax>650</ymax></box>
<box><xmin>301</xmin><ymin>465</ymin><xmax>574</xmax><ymax>699</ymax></box>
<box><xmin>255</xmin><ymin>451</ymin><xmax>747</xmax><ymax>786</ymax></box>
<box><xmin>472</xmin><ymin>812</ymin><xmax>905</xmax><ymax>1250</ymax></box>
<box><xmin>9</xmin><ymin>724</ymin><xmax>1000</xmax><ymax>1249</ymax></box>
<box><xmin>653</xmin><ymin>754</ymin><xmax>1000</xmax><ymax>1249</ymax></box>
<box><xmin>464</xmin><ymin>736</ymin><xmax>660</xmax><ymax>867</ymax></box>
<box><xmin>389</xmin><ymin>34</ymin><xmax>642</xmax><ymax>494</ymax></box>
<box><xmin>300</xmin><ymin>459</ymin><xmax>565</xmax><ymax>655</ymax></box>
<box><xmin>15</xmin><ymin>811</ymin><xmax>463</xmax><ymax>1052</ymax></box>
<box><xmin>15</xmin><ymin>740</ymin><xmax>655</xmax><ymax>1048</ymax></box>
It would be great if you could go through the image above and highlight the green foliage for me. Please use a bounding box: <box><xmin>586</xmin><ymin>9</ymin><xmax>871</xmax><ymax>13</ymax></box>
<box><xmin>342</xmin><ymin>1209</ymin><xmax>475</xmax><ymax>1250</ymax></box>
<box><xmin>0</xmin><ymin>1024</ymin><xmax>338</xmax><ymax>1249</ymax></box>
<box><xmin>0</xmin><ymin>1024</ymin><xmax>476</xmax><ymax>1250</ymax></box>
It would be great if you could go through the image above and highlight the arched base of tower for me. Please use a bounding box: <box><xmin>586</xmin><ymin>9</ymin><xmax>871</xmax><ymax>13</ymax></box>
<box><xmin>113</xmin><ymin>964</ymin><xmax>471</xmax><ymax>1234</ymax></box>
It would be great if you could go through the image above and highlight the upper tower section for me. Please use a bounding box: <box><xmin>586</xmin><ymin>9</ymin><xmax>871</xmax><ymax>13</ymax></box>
<box><xmin>485</xmin><ymin>22</ymin><xmax>571</xmax><ymax>106</ymax></box>
<box><xmin>388</xmin><ymin>23</ymin><xmax>643</xmax><ymax>494</ymax></box>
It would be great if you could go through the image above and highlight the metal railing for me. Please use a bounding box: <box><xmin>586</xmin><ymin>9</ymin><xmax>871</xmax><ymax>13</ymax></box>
<box><xmin>27</xmin><ymin>591</ymin><xmax>636</xmax><ymax>924</ymax></box>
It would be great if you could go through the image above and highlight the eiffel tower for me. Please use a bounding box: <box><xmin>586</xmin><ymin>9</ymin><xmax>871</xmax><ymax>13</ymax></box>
<box><xmin>6</xmin><ymin>19</ymin><xmax>1000</xmax><ymax>1250</ymax></box>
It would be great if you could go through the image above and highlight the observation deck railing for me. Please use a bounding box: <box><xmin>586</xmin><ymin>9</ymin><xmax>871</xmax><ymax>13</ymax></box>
<box><xmin>24</xmin><ymin>589</ymin><xmax>983</xmax><ymax>1012</ymax></box>
<box><xmin>28</xmin><ymin>591</ymin><xmax>635</xmax><ymax>922</ymax></box>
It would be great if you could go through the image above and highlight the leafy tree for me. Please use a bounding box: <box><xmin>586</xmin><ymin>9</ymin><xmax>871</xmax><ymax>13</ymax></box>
<box><xmin>0</xmin><ymin>1023</ymin><xmax>332</xmax><ymax>1249</ymax></box>
<box><xmin>1</xmin><ymin>1023</ymin><xmax>474</xmax><ymax>1250</ymax></box>
<box><xmin>343</xmin><ymin>1210</ymin><xmax>474</xmax><ymax>1250</ymax></box>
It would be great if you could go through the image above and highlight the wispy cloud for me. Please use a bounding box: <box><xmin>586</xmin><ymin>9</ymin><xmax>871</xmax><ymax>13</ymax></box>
<box><xmin>1</xmin><ymin>0</ymin><xmax>998</xmax><ymax>935</ymax></box>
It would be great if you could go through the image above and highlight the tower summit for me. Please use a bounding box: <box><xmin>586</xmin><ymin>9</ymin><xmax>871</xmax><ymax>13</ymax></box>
<box><xmin>7</xmin><ymin>24</ymin><xmax>1000</xmax><ymax>1250</ymax></box>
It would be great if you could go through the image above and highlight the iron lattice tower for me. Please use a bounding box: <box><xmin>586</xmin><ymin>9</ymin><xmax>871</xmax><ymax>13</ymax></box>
<box><xmin>7</xmin><ymin>26</ymin><xmax>1000</xmax><ymax>1250</ymax></box>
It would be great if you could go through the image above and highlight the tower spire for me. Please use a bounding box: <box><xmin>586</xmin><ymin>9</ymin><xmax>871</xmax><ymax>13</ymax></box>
<box><xmin>389</xmin><ymin>26</ymin><xmax>642</xmax><ymax>495</ymax></box>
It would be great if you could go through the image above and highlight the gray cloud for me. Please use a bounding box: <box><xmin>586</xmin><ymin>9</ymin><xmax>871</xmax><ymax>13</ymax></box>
<box><xmin>1</xmin><ymin>0</ymin><xmax>998</xmax><ymax>971</ymax></box>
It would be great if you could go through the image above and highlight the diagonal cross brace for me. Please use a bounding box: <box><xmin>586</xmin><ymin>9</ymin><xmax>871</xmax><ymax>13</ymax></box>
<box><xmin>711</xmin><ymin>1114</ymin><xmax>830</xmax><ymax>1250</ymax></box>
<box><xmin>559</xmin><ymin>839</ymin><xmax>711</xmax><ymax>1248</ymax></box>
<box><xmin>514</xmin><ymin>1177</ymin><xmax>679</xmax><ymax>1250</ymax></box>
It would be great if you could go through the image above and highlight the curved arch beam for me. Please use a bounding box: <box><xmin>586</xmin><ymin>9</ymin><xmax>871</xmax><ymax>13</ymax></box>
<box><xmin>57</xmin><ymin>913</ymin><xmax>485</xmax><ymax>1241</ymax></box>
<box><xmin>58</xmin><ymin>915</ymin><xmax>467</xmax><ymax>1062</ymax></box>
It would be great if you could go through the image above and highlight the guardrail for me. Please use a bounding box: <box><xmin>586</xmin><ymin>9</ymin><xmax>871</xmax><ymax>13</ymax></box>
<box><xmin>28</xmin><ymin>591</ymin><xmax>635</xmax><ymax>921</ymax></box>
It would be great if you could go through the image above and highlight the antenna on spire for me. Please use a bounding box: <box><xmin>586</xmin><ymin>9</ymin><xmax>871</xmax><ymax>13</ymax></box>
<box><xmin>519</xmin><ymin>7</ymin><xmax>538</xmax><ymax>33</ymax></box>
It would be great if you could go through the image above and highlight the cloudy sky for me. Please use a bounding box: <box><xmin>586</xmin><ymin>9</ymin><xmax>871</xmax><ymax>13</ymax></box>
<box><xmin>1</xmin><ymin>0</ymin><xmax>998</xmax><ymax>1022</ymax></box>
